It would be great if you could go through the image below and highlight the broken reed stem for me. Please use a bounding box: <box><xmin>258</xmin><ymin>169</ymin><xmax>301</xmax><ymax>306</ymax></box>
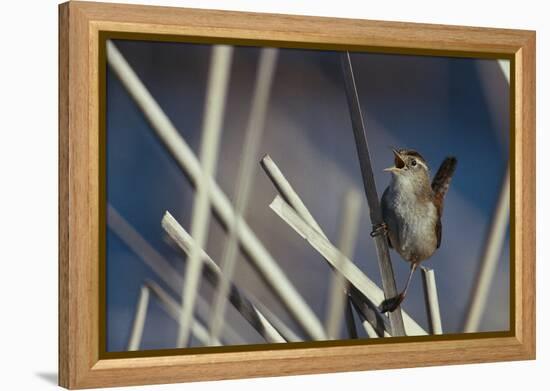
<box><xmin>177</xmin><ymin>45</ymin><xmax>234</xmax><ymax>348</ymax></box>
<box><xmin>261</xmin><ymin>155</ymin><xmax>425</xmax><ymax>337</ymax></box>
<box><xmin>162</xmin><ymin>211</ymin><xmax>287</xmax><ymax>343</ymax></box>
<box><xmin>261</xmin><ymin>155</ymin><xmax>366</xmax><ymax>337</ymax></box>
<box><xmin>209</xmin><ymin>48</ymin><xmax>279</xmax><ymax>345</ymax></box>
<box><xmin>261</xmin><ymin>155</ymin><xmax>326</xmax><ymax>235</ymax></box>
<box><xmin>107</xmin><ymin>40</ymin><xmax>326</xmax><ymax>341</ymax></box>
<box><xmin>107</xmin><ymin>204</ymin><xmax>245</xmax><ymax>345</ymax></box>
<box><xmin>325</xmin><ymin>190</ymin><xmax>362</xmax><ymax>339</ymax></box>
<box><xmin>340</xmin><ymin>52</ymin><xmax>406</xmax><ymax>336</ymax></box>
<box><xmin>270</xmin><ymin>195</ymin><xmax>427</xmax><ymax>336</ymax></box>
<box><xmin>421</xmin><ymin>267</ymin><xmax>443</xmax><ymax>335</ymax></box>
<box><xmin>127</xmin><ymin>286</ymin><xmax>150</xmax><ymax>351</ymax></box>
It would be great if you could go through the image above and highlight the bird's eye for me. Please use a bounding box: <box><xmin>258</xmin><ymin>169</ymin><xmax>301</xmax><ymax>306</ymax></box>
<box><xmin>411</xmin><ymin>159</ymin><xmax>417</xmax><ymax>167</ymax></box>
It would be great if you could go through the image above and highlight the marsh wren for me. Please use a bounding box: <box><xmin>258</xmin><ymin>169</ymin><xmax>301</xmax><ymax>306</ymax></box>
<box><xmin>379</xmin><ymin>148</ymin><xmax>457</xmax><ymax>313</ymax></box>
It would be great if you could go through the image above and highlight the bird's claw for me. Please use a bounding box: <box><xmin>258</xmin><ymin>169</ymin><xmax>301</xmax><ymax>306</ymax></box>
<box><xmin>379</xmin><ymin>293</ymin><xmax>405</xmax><ymax>313</ymax></box>
<box><xmin>370</xmin><ymin>222</ymin><xmax>388</xmax><ymax>238</ymax></box>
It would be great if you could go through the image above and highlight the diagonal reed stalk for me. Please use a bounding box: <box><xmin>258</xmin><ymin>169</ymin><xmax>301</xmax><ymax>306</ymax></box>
<box><xmin>107</xmin><ymin>40</ymin><xmax>326</xmax><ymax>341</ymax></box>
<box><xmin>209</xmin><ymin>48</ymin><xmax>279</xmax><ymax>345</ymax></box>
<box><xmin>145</xmin><ymin>280</ymin><xmax>219</xmax><ymax>346</ymax></box>
<box><xmin>247</xmin><ymin>299</ymin><xmax>302</xmax><ymax>342</ymax></box>
<box><xmin>463</xmin><ymin>168</ymin><xmax>510</xmax><ymax>332</ymax></box>
<box><xmin>108</xmin><ymin>204</ymin><xmax>245</xmax><ymax>346</ymax></box>
<box><xmin>356</xmin><ymin>310</ymin><xmax>381</xmax><ymax>338</ymax></box>
<box><xmin>270</xmin><ymin>195</ymin><xmax>427</xmax><ymax>336</ymax></box>
<box><xmin>325</xmin><ymin>190</ymin><xmax>362</xmax><ymax>339</ymax></box>
<box><xmin>340</xmin><ymin>52</ymin><xmax>406</xmax><ymax>336</ymax></box>
<box><xmin>261</xmin><ymin>155</ymin><xmax>385</xmax><ymax>336</ymax></box>
<box><xmin>110</xmin><ymin>201</ymin><xmax>291</xmax><ymax>344</ymax></box>
<box><xmin>261</xmin><ymin>155</ymin><xmax>425</xmax><ymax>336</ymax></box>
<box><xmin>177</xmin><ymin>45</ymin><xmax>233</xmax><ymax>348</ymax></box>
<box><xmin>163</xmin><ymin>211</ymin><xmax>287</xmax><ymax>343</ymax></box>
<box><xmin>463</xmin><ymin>60</ymin><xmax>511</xmax><ymax>333</ymax></box>
<box><xmin>126</xmin><ymin>281</ymin><xmax>220</xmax><ymax>348</ymax></box>
<box><xmin>350</xmin><ymin>267</ymin><xmax>388</xmax><ymax>338</ymax></box>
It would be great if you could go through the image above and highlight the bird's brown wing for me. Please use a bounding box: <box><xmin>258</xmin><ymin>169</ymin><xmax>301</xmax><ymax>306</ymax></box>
<box><xmin>432</xmin><ymin>157</ymin><xmax>457</xmax><ymax>248</ymax></box>
<box><xmin>435</xmin><ymin>217</ymin><xmax>442</xmax><ymax>248</ymax></box>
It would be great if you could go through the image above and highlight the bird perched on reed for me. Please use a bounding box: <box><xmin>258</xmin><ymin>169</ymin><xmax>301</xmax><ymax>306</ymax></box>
<box><xmin>379</xmin><ymin>148</ymin><xmax>457</xmax><ymax>313</ymax></box>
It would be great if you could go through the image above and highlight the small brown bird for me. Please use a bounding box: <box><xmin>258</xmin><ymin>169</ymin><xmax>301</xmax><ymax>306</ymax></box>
<box><xmin>379</xmin><ymin>148</ymin><xmax>457</xmax><ymax>313</ymax></box>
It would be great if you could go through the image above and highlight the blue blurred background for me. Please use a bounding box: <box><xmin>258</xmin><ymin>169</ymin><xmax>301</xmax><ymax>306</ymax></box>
<box><xmin>106</xmin><ymin>39</ymin><xmax>509</xmax><ymax>352</ymax></box>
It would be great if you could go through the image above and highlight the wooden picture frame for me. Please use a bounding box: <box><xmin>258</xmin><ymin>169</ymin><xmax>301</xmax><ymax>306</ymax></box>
<box><xmin>59</xmin><ymin>1</ymin><xmax>535</xmax><ymax>389</ymax></box>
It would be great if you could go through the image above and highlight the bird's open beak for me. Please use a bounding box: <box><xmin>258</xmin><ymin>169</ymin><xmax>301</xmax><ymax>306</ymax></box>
<box><xmin>384</xmin><ymin>149</ymin><xmax>406</xmax><ymax>172</ymax></box>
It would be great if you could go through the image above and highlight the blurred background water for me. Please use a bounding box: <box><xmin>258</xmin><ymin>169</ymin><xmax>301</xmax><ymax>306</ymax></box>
<box><xmin>106</xmin><ymin>39</ymin><xmax>509</xmax><ymax>352</ymax></box>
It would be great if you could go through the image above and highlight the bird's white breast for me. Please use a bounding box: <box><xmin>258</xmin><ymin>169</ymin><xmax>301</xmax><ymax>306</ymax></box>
<box><xmin>384</xmin><ymin>179</ymin><xmax>438</xmax><ymax>262</ymax></box>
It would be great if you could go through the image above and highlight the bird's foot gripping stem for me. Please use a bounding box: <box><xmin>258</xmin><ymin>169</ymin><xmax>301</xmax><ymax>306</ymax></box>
<box><xmin>370</xmin><ymin>222</ymin><xmax>388</xmax><ymax>238</ymax></box>
<box><xmin>379</xmin><ymin>292</ymin><xmax>405</xmax><ymax>313</ymax></box>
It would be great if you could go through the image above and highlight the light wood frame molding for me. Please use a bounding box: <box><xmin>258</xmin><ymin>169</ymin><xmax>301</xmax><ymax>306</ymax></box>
<box><xmin>59</xmin><ymin>1</ymin><xmax>536</xmax><ymax>389</ymax></box>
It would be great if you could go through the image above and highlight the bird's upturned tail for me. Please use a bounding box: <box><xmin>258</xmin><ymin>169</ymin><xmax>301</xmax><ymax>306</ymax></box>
<box><xmin>432</xmin><ymin>157</ymin><xmax>457</xmax><ymax>202</ymax></box>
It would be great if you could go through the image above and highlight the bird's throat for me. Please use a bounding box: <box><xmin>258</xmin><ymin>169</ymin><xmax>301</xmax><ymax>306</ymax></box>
<box><xmin>390</xmin><ymin>174</ymin><xmax>432</xmax><ymax>201</ymax></box>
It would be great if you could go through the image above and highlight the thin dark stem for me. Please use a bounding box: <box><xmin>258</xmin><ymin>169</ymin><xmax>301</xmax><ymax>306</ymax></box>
<box><xmin>344</xmin><ymin>298</ymin><xmax>358</xmax><ymax>338</ymax></box>
<box><xmin>340</xmin><ymin>51</ymin><xmax>406</xmax><ymax>336</ymax></box>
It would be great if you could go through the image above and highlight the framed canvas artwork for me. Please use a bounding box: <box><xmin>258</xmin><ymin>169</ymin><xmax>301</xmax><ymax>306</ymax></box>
<box><xmin>59</xmin><ymin>1</ymin><xmax>535</xmax><ymax>389</ymax></box>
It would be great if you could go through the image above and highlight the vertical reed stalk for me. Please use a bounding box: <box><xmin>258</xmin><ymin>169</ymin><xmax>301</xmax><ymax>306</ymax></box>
<box><xmin>107</xmin><ymin>204</ymin><xmax>245</xmax><ymax>345</ymax></box>
<box><xmin>262</xmin><ymin>155</ymin><xmax>426</xmax><ymax>336</ymax></box>
<box><xmin>209</xmin><ymin>48</ymin><xmax>278</xmax><ymax>344</ymax></box>
<box><xmin>463</xmin><ymin>169</ymin><xmax>510</xmax><ymax>332</ymax></box>
<box><xmin>325</xmin><ymin>190</ymin><xmax>362</xmax><ymax>339</ymax></box>
<box><xmin>463</xmin><ymin>60</ymin><xmax>510</xmax><ymax>333</ymax></box>
<box><xmin>177</xmin><ymin>45</ymin><xmax>233</xmax><ymax>348</ymax></box>
<box><xmin>270</xmin><ymin>195</ymin><xmax>427</xmax><ymax>336</ymax></box>
<box><xmin>127</xmin><ymin>286</ymin><xmax>150</xmax><ymax>351</ymax></box>
<box><xmin>163</xmin><ymin>212</ymin><xmax>287</xmax><ymax>343</ymax></box>
<box><xmin>340</xmin><ymin>52</ymin><xmax>406</xmax><ymax>336</ymax></box>
<box><xmin>106</xmin><ymin>41</ymin><xmax>325</xmax><ymax>340</ymax></box>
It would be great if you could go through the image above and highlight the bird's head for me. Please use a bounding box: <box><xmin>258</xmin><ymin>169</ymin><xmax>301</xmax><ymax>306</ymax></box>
<box><xmin>385</xmin><ymin>148</ymin><xmax>430</xmax><ymax>186</ymax></box>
